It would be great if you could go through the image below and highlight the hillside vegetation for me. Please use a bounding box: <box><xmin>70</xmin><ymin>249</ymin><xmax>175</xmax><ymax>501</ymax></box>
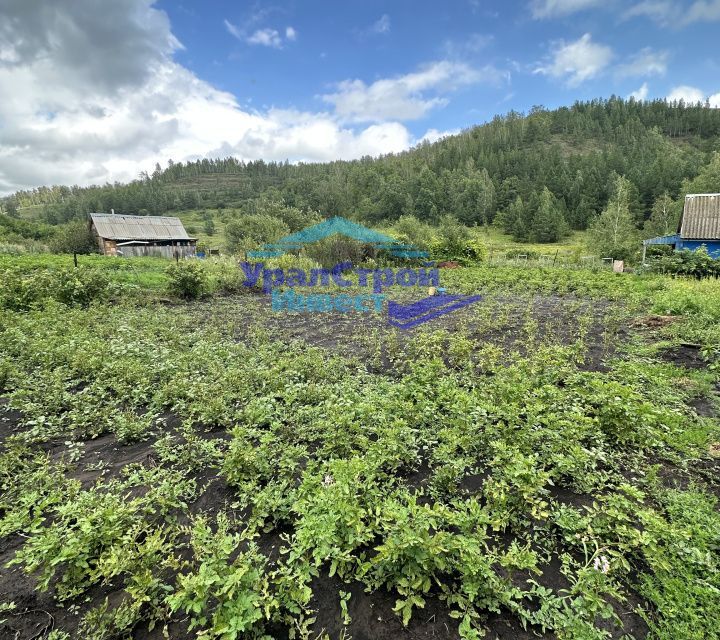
<box><xmin>2</xmin><ymin>98</ymin><xmax>720</xmax><ymax>259</ymax></box>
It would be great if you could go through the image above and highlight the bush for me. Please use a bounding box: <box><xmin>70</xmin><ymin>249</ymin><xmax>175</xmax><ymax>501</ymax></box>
<box><xmin>392</xmin><ymin>215</ymin><xmax>435</xmax><ymax>250</ymax></box>
<box><xmin>224</xmin><ymin>214</ymin><xmax>290</xmax><ymax>255</ymax></box>
<box><xmin>53</xmin><ymin>269</ymin><xmax>114</xmax><ymax>307</ymax></box>
<box><xmin>204</xmin><ymin>257</ymin><xmax>259</xmax><ymax>294</ymax></box>
<box><xmin>166</xmin><ymin>262</ymin><xmax>208</xmax><ymax>299</ymax></box>
<box><xmin>644</xmin><ymin>247</ymin><xmax>720</xmax><ymax>278</ymax></box>
<box><xmin>303</xmin><ymin>236</ymin><xmax>377</xmax><ymax>268</ymax></box>
<box><xmin>0</xmin><ymin>267</ymin><xmax>114</xmax><ymax>311</ymax></box>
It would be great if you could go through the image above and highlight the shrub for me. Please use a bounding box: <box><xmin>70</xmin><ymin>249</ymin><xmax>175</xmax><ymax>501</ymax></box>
<box><xmin>53</xmin><ymin>268</ymin><xmax>113</xmax><ymax>307</ymax></box>
<box><xmin>224</xmin><ymin>214</ymin><xmax>290</xmax><ymax>255</ymax></box>
<box><xmin>644</xmin><ymin>247</ymin><xmax>720</xmax><ymax>278</ymax></box>
<box><xmin>392</xmin><ymin>215</ymin><xmax>436</xmax><ymax>251</ymax></box>
<box><xmin>204</xmin><ymin>257</ymin><xmax>258</xmax><ymax>294</ymax></box>
<box><xmin>0</xmin><ymin>267</ymin><xmax>114</xmax><ymax>311</ymax></box>
<box><xmin>166</xmin><ymin>261</ymin><xmax>208</xmax><ymax>299</ymax></box>
<box><xmin>303</xmin><ymin>236</ymin><xmax>376</xmax><ymax>268</ymax></box>
<box><xmin>430</xmin><ymin>216</ymin><xmax>472</xmax><ymax>261</ymax></box>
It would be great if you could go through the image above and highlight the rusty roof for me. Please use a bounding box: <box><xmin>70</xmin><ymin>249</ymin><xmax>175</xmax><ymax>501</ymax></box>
<box><xmin>90</xmin><ymin>213</ymin><xmax>194</xmax><ymax>241</ymax></box>
<box><xmin>680</xmin><ymin>194</ymin><xmax>720</xmax><ymax>240</ymax></box>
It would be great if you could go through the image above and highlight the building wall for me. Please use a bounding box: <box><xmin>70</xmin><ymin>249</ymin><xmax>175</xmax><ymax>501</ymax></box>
<box><xmin>678</xmin><ymin>240</ymin><xmax>720</xmax><ymax>258</ymax></box>
<box><xmin>116</xmin><ymin>243</ymin><xmax>197</xmax><ymax>259</ymax></box>
<box><xmin>89</xmin><ymin>220</ymin><xmax>196</xmax><ymax>258</ymax></box>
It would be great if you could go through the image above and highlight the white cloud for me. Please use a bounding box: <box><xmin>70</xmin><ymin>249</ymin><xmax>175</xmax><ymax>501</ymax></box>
<box><xmin>628</xmin><ymin>82</ymin><xmax>650</xmax><ymax>100</ymax></box>
<box><xmin>530</xmin><ymin>0</ymin><xmax>605</xmax><ymax>18</ymax></box>
<box><xmin>247</xmin><ymin>28</ymin><xmax>283</xmax><ymax>48</ymax></box>
<box><xmin>624</xmin><ymin>0</ymin><xmax>720</xmax><ymax>26</ymax></box>
<box><xmin>224</xmin><ymin>18</ymin><xmax>296</xmax><ymax>48</ymax></box>
<box><xmin>418</xmin><ymin>128</ymin><xmax>461</xmax><ymax>144</ymax></box>
<box><xmin>0</xmin><ymin>0</ymin><xmax>423</xmax><ymax>194</ymax></box>
<box><xmin>223</xmin><ymin>19</ymin><xmax>243</xmax><ymax>40</ymax></box>
<box><xmin>535</xmin><ymin>33</ymin><xmax>613</xmax><ymax>86</ymax></box>
<box><xmin>709</xmin><ymin>93</ymin><xmax>720</xmax><ymax>107</ymax></box>
<box><xmin>322</xmin><ymin>61</ymin><xmax>503</xmax><ymax>123</ymax></box>
<box><xmin>623</xmin><ymin>1</ymin><xmax>676</xmax><ymax>23</ymax></box>
<box><xmin>684</xmin><ymin>0</ymin><xmax>720</xmax><ymax>23</ymax></box>
<box><xmin>616</xmin><ymin>48</ymin><xmax>668</xmax><ymax>78</ymax></box>
<box><xmin>667</xmin><ymin>85</ymin><xmax>706</xmax><ymax>103</ymax></box>
<box><xmin>371</xmin><ymin>14</ymin><xmax>391</xmax><ymax>34</ymax></box>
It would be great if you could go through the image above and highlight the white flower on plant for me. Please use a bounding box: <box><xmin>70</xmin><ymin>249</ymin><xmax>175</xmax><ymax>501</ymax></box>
<box><xmin>323</xmin><ymin>474</ymin><xmax>335</xmax><ymax>486</ymax></box>
<box><xmin>593</xmin><ymin>555</ymin><xmax>610</xmax><ymax>574</ymax></box>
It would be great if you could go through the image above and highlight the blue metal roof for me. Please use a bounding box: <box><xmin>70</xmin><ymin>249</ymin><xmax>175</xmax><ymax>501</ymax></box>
<box><xmin>643</xmin><ymin>234</ymin><xmax>680</xmax><ymax>246</ymax></box>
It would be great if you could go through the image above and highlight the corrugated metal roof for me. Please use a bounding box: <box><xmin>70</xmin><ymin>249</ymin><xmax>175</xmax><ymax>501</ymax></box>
<box><xmin>90</xmin><ymin>213</ymin><xmax>194</xmax><ymax>241</ymax></box>
<box><xmin>680</xmin><ymin>194</ymin><xmax>720</xmax><ymax>240</ymax></box>
<box><xmin>643</xmin><ymin>234</ymin><xmax>680</xmax><ymax>246</ymax></box>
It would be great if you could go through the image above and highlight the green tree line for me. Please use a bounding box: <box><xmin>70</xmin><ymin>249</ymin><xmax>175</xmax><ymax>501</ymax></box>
<box><xmin>3</xmin><ymin>98</ymin><xmax>720</xmax><ymax>247</ymax></box>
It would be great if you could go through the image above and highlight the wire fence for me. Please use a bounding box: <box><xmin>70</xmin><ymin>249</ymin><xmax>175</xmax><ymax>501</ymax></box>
<box><xmin>485</xmin><ymin>252</ymin><xmax>617</xmax><ymax>271</ymax></box>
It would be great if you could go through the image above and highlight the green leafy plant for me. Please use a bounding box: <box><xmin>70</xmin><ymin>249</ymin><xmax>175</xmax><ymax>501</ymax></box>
<box><xmin>166</xmin><ymin>261</ymin><xmax>208</xmax><ymax>299</ymax></box>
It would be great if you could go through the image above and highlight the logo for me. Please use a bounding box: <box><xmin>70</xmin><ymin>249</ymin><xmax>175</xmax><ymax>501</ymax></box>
<box><xmin>241</xmin><ymin>217</ymin><xmax>481</xmax><ymax>328</ymax></box>
<box><xmin>387</xmin><ymin>294</ymin><xmax>484</xmax><ymax>329</ymax></box>
<box><xmin>248</xmin><ymin>216</ymin><xmax>429</xmax><ymax>259</ymax></box>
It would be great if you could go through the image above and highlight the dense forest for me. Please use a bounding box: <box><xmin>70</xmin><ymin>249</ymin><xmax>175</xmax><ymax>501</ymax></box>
<box><xmin>3</xmin><ymin>97</ymin><xmax>720</xmax><ymax>252</ymax></box>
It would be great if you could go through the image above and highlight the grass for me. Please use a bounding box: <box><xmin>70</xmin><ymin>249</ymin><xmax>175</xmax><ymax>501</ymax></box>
<box><xmin>470</xmin><ymin>226</ymin><xmax>590</xmax><ymax>257</ymax></box>
<box><xmin>0</xmin><ymin>253</ymin><xmax>171</xmax><ymax>290</ymax></box>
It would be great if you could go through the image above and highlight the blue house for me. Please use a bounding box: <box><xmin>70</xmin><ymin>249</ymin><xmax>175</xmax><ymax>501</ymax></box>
<box><xmin>643</xmin><ymin>194</ymin><xmax>720</xmax><ymax>261</ymax></box>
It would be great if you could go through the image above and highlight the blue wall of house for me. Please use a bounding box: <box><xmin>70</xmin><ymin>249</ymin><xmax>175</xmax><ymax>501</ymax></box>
<box><xmin>678</xmin><ymin>240</ymin><xmax>720</xmax><ymax>258</ymax></box>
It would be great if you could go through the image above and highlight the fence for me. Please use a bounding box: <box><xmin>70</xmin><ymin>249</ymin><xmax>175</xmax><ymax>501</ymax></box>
<box><xmin>485</xmin><ymin>251</ymin><xmax>616</xmax><ymax>271</ymax></box>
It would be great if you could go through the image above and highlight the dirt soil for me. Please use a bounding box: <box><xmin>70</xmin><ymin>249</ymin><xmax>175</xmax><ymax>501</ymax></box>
<box><xmin>660</xmin><ymin>343</ymin><xmax>707</xmax><ymax>370</ymax></box>
<box><xmin>192</xmin><ymin>292</ymin><xmax>628</xmax><ymax>373</ymax></box>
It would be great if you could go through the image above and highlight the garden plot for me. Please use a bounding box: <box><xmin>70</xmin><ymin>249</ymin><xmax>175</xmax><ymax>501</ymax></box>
<box><xmin>1</xmin><ymin>270</ymin><xmax>719</xmax><ymax>640</ymax></box>
<box><xmin>190</xmin><ymin>292</ymin><xmax>630</xmax><ymax>374</ymax></box>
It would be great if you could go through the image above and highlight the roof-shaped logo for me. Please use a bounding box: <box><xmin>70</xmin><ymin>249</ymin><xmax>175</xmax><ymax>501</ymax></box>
<box><xmin>248</xmin><ymin>216</ymin><xmax>429</xmax><ymax>259</ymax></box>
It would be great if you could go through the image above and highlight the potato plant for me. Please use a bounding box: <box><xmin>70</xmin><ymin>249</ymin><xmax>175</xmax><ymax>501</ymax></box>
<box><xmin>0</xmin><ymin>261</ymin><xmax>719</xmax><ymax>639</ymax></box>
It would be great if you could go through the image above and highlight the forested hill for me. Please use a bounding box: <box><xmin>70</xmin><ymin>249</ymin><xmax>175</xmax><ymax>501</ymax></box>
<box><xmin>5</xmin><ymin>98</ymin><xmax>720</xmax><ymax>242</ymax></box>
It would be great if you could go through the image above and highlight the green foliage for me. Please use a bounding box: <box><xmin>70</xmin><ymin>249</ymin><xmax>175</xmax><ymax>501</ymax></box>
<box><xmin>644</xmin><ymin>192</ymin><xmax>681</xmax><ymax>238</ymax></box>
<box><xmin>166</xmin><ymin>261</ymin><xmax>208</xmax><ymax>299</ymax></box>
<box><xmin>9</xmin><ymin>466</ymin><xmax>193</xmax><ymax>600</ymax></box>
<box><xmin>14</xmin><ymin>99</ymin><xmax>720</xmax><ymax>248</ymax></box>
<box><xmin>0</xmin><ymin>266</ymin><xmax>115</xmax><ymax>310</ymax></box>
<box><xmin>167</xmin><ymin>514</ymin><xmax>273</xmax><ymax>639</ymax></box>
<box><xmin>49</xmin><ymin>219</ymin><xmax>98</xmax><ymax>254</ymax></box>
<box><xmin>243</xmin><ymin>194</ymin><xmax>322</xmax><ymax>232</ymax></box>
<box><xmin>645</xmin><ymin>246</ymin><xmax>720</xmax><ymax>278</ymax></box>
<box><xmin>303</xmin><ymin>235</ymin><xmax>377</xmax><ymax>268</ymax></box>
<box><xmin>529</xmin><ymin>187</ymin><xmax>569</xmax><ymax>243</ymax></box>
<box><xmin>2</xmin><ymin>256</ymin><xmax>720</xmax><ymax>637</ymax></box>
<box><xmin>224</xmin><ymin>214</ymin><xmax>290</xmax><ymax>254</ymax></box>
<box><xmin>391</xmin><ymin>215</ymin><xmax>436</xmax><ymax>250</ymax></box>
<box><xmin>587</xmin><ymin>175</ymin><xmax>640</xmax><ymax>261</ymax></box>
<box><xmin>431</xmin><ymin>215</ymin><xmax>471</xmax><ymax>260</ymax></box>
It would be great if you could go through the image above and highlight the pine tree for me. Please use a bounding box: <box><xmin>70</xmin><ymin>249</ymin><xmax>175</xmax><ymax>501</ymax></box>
<box><xmin>529</xmin><ymin>187</ymin><xmax>569</xmax><ymax>243</ymax></box>
<box><xmin>495</xmin><ymin>196</ymin><xmax>524</xmax><ymax>236</ymax></box>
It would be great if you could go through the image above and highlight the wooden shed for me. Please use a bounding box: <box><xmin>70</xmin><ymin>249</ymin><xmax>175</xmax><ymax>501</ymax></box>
<box><xmin>643</xmin><ymin>194</ymin><xmax>720</xmax><ymax>260</ymax></box>
<box><xmin>90</xmin><ymin>213</ymin><xmax>197</xmax><ymax>258</ymax></box>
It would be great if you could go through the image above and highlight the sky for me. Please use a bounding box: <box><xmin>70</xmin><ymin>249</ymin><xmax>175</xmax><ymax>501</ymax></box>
<box><xmin>1</xmin><ymin>0</ymin><xmax>720</xmax><ymax>195</ymax></box>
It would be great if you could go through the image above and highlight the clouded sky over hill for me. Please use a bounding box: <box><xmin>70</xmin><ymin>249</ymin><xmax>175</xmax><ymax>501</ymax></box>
<box><xmin>1</xmin><ymin>0</ymin><xmax>719</xmax><ymax>194</ymax></box>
